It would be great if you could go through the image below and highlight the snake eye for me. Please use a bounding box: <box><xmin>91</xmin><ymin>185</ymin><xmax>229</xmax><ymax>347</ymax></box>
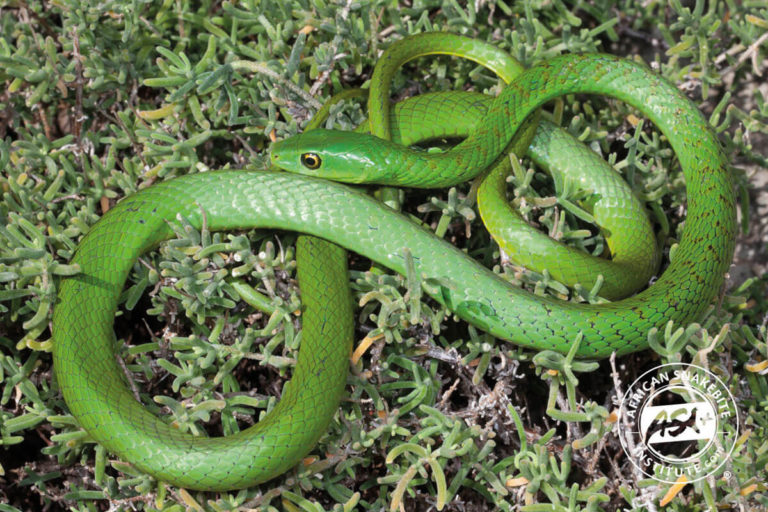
<box><xmin>300</xmin><ymin>153</ymin><xmax>322</xmax><ymax>170</ymax></box>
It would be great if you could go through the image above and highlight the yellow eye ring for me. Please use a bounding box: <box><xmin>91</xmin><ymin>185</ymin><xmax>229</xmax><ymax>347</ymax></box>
<box><xmin>300</xmin><ymin>153</ymin><xmax>322</xmax><ymax>170</ymax></box>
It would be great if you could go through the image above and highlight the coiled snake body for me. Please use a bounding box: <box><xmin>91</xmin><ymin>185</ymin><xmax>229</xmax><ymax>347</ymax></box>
<box><xmin>52</xmin><ymin>34</ymin><xmax>736</xmax><ymax>490</ymax></box>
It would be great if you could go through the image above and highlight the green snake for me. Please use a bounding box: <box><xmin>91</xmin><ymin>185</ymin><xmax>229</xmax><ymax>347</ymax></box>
<box><xmin>52</xmin><ymin>33</ymin><xmax>736</xmax><ymax>490</ymax></box>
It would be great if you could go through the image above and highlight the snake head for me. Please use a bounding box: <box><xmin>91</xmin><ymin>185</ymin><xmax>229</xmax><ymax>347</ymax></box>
<box><xmin>270</xmin><ymin>129</ymin><xmax>394</xmax><ymax>184</ymax></box>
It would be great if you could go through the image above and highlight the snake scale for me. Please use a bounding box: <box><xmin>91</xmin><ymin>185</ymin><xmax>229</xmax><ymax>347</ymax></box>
<box><xmin>52</xmin><ymin>33</ymin><xmax>736</xmax><ymax>490</ymax></box>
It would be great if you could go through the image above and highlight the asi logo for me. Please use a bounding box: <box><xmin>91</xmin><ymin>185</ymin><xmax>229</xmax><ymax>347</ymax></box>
<box><xmin>617</xmin><ymin>363</ymin><xmax>739</xmax><ymax>483</ymax></box>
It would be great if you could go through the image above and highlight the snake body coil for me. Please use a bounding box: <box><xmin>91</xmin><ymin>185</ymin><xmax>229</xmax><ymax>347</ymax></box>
<box><xmin>53</xmin><ymin>40</ymin><xmax>735</xmax><ymax>490</ymax></box>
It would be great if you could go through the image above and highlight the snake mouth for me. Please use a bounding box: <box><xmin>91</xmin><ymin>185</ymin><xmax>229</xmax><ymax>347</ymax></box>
<box><xmin>269</xmin><ymin>141</ymin><xmax>283</xmax><ymax>164</ymax></box>
<box><xmin>269</xmin><ymin>141</ymin><xmax>292</xmax><ymax>173</ymax></box>
<box><xmin>269</xmin><ymin>137</ymin><xmax>304</xmax><ymax>173</ymax></box>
